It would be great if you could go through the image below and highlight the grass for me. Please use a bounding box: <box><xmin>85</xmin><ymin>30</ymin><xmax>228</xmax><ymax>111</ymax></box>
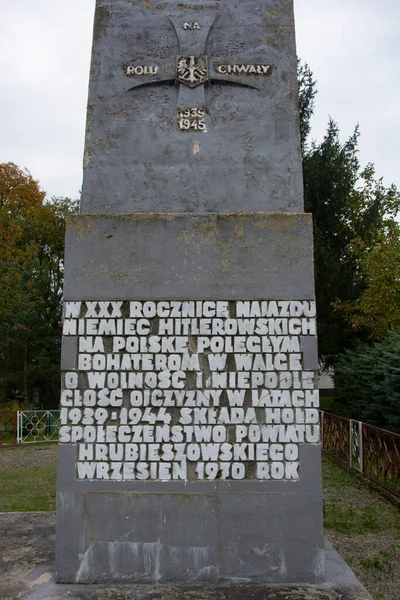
<box><xmin>359</xmin><ymin>552</ymin><xmax>394</xmax><ymax>578</ymax></box>
<box><xmin>322</xmin><ymin>458</ymin><xmax>400</xmax><ymax>536</ymax></box>
<box><xmin>323</xmin><ymin>503</ymin><xmax>382</xmax><ymax>534</ymax></box>
<box><xmin>322</xmin><ymin>457</ymin><xmax>400</xmax><ymax>600</ymax></box>
<box><xmin>1</xmin><ymin>465</ymin><xmax>56</xmax><ymax>511</ymax></box>
<box><xmin>0</xmin><ymin>444</ymin><xmax>57</xmax><ymax>512</ymax></box>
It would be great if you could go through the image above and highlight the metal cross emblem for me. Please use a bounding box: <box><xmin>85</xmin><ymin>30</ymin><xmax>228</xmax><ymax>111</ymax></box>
<box><xmin>124</xmin><ymin>15</ymin><xmax>273</xmax><ymax>131</ymax></box>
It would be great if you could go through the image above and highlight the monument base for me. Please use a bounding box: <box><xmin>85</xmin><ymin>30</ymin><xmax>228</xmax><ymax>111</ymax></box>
<box><xmin>57</xmin><ymin>212</ymin><xmax>324</xmax><ymax>584</ymax></box>
<box><xmin>56</xmin><ymin>448</ymin><xmax>324</xmax><ymax>584</ymax></box>
<box><xmin>1</xmin><ymin>513</ymin><xmax>372</xmax><ymax>599</ymax></box>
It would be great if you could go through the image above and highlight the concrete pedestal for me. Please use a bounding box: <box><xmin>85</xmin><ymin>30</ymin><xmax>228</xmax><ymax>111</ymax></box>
<box><xmin>56</xmin><ymin>213</ymin><xmax>324</xmax><ymax>584</ymax></box>
<box><xmin>2</xmin><ymin>513</ymin><xmax>372</xmax><ymax>599</ymax></box>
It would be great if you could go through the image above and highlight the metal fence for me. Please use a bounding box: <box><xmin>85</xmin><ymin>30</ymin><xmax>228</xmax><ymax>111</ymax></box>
<box><xmin>0</xmin><ymin>410</ymin><xmax>61</xmax><ymax>445</ymax></box>
<box><xmin>321</xmin><ymin>411</ymin><xmax>400</xmax><ymax>497</ymax></box>
<box><xmin>1</xmin><ymin>408</ymin><xmax>400</xmax><ymax>497</ymax></box>
<box><xmin>17</xmin><ymin>410</ymin><xmax>61</xmax><ymax>444</ymax></box>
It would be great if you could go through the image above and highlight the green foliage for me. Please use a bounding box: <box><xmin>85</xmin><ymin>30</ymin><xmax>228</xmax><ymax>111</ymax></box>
<box><xmin>0</xmin><ymin>163</ymin><xmax>78</xmax><ymax>408</ymax></box>
<box><xmin>297</xmin><ymin>61</ymin><xmax>317</xmax><ymax>155</ymax></box>
<box><xmin>334</xmin><ymin>222</ymin><xmax>400</xmax><ymax>339</ymax></box>
<box><xmin>298</xmin><ymin>62</ymin><xmax>400</xmax><ymax>365</ymax></box>
<box><xmin>334</xmin><ymin>332</ymin><xmax>400</xmax><ymax>432</ymax></box>
<box><xmin>298</xmin><ymin>60</ymin><xmax>400</xmax><ymax>428</ymax></box>
<box><xmin>303</xmin><ymin>120</ymin><xmax>361</xmax><ymax>362</ymax></box>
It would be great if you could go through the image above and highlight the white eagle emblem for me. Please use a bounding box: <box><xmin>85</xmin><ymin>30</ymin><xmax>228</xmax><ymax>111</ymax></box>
<box><xmin>177</xmin><ymin>56</ymin><xmax>208</xmax><ymax>88</ymax></box>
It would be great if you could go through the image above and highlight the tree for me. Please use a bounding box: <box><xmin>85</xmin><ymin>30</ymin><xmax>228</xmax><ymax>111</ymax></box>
<box><xmin>334</xmin><ymin>333</ymin><xmax>400</xmax><ymax>433</ymax></box>
<box><xmin>0</xmin><ymin>163</ymin><xmax>46</xmax><ymax>319</ymax></box>
<box><xmin>298</xmin><ymin>64</ymin><xmax>400</xmax><ymax>364</ymax></box>
<box><xmin>0</xmin><ymin>163</ymin><xmax>78</xmax><ymax>408</ymax></box>
<box><xmin>297</xmin><ymin>61</ymin><xmax>317</xmax><ymax>156</ymax></box>
<box><xmin>334</xmin><ymin>222</ymin><xmax>400</xmax><ymax>340</ymax></box>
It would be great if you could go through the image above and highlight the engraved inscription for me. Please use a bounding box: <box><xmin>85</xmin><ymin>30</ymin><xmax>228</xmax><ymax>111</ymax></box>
<box><xmin>183</xmin><ymin>22</ymin><xmax>201</xmax><ymax>30</ymax></box>
<box><xmin>177</xmin><ymin>107</ymin><xmax>207</xmax><ymax>132</ymax></box>
<box><xmin>124</xmin><ymin>65</ymin><xmax>159</xmax><ymax>76</ymax></box>
<box><xmin>215</xmin><ymin>64</ymin><xmax>272</xmax><ymax>76</ymax></box>
<box><xmin>122</xmin><ymin>16</ymin><xmax>275</xmax><ymax>132</ymax></box>
<box><xmin>60</xmin><ymin>300</ymin><xmax>320</xmax><ymax>482</ymax></box>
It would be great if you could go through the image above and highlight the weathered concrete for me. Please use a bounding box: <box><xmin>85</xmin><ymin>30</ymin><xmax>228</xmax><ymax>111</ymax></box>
<box><xmin>57</xmin><ymin>0</ymin><xmax>325</xmax><ymax>586</ymax></box>
<box><xmin>82</xmin><ymin>0</ymin><xmax>303</xmax><ymax>214</ymax></box>
<box><xmin>56</xmin><ymin>448</ymin><xmax>324</xmax><ymax>584</ymax></box>
<box><xmin>57</xmin><ymin>211</ymin><xmax>324</xmax><ymax>583</ymax></box>
<box><xmin>63</xmin><ymin>213</ymin><xmax>315</xmax><ymax>301</ymax></box>
<box><xmin>0</xmin><ymin>513</ymin><xmax>372</xmax><ymax>599</ymax></box>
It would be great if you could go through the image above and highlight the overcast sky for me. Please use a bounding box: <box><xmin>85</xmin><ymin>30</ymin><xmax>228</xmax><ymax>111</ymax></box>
<box><xmin>0</xmin><ymin>1</ymin><xmax>399</xmax><ymax>200</ymax></box>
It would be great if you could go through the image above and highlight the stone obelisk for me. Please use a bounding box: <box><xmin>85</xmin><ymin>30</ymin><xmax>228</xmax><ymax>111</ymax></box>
<box><xmin>56</xmin><ymin>0</ymin><xmax>325</xmax><ymax>584</ymax></box>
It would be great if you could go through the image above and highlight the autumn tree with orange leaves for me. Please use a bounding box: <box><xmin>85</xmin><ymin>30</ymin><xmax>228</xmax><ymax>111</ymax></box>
<box><xmin>0</xmin><ymin>163</ymin><xmax>78</xmax><ymax>408</ymax></box>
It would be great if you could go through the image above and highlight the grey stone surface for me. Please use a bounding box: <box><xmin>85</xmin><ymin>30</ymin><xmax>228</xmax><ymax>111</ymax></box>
<box><xmin>81</xmin><ymin>0</ymin><xmax>303</xmax><ymax>214</ymax></box>
<box><xmin>57</xmin><ymin>442</ymin><xmax>323</xmax><ymax>495</ymax></box>
<box><xmin>60</xmin><ymin>336</ymin><xmax>77</xmax><ymax>370</ymax></box>
<box><xmin>56</xmin><ymin>483</ymin><xmax>324</xmax><ymax>583</ymax></box>
<box><xmin>300</xmin><ymin>336</ymin><xmax>319</xmax><ymax>371</ymax></box>
<box><xmin>57</xmin><ymin>0</ymin><xmax>325</xmax><ymax>587</ymax></box>
<box><xmin>57</xmin><ymin>211</ymin><xmax>322</xmax><ymax>584</ymax></box>
<box><xmin>0</xmin><ymin>512</ymin><xmax>373</xmax><ymax>599</ymax></box>
<box><xmin>63</xmin><ymin>213</ymin><xmax>314</xmax><ymax>301</ymax></box>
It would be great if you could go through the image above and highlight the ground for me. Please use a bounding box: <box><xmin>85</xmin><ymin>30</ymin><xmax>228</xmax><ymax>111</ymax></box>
<box><xmin>0</xmin><ymin>443</ymin><xmax>57</xmax><ymax>511</ymax></box>
<box><xmin>0</xmin><ymin>444</ymin><xmax>399</xmax><ymax>599</ymax></box>
<box><xmin>322</xmin><ymin>459</ymin><xmax>400</xmax><ymax>600</ymax></box>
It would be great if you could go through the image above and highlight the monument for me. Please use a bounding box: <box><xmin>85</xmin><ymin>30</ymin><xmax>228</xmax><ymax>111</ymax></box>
<box><xmin>56</xmin><ymin>0</ymin><xmax>324</xmax><ymax>585</ymax></box>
